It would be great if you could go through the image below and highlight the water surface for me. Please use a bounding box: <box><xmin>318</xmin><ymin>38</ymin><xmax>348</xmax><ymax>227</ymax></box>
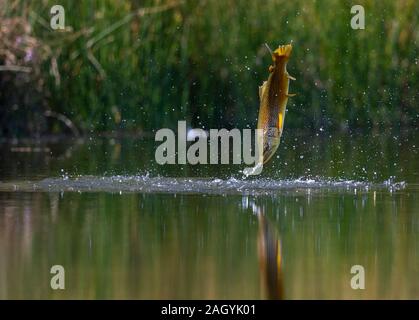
<box><xmin>0</xmin><ymin>130</ymin><xmax>418</xmax><ymax>299</ymax></box>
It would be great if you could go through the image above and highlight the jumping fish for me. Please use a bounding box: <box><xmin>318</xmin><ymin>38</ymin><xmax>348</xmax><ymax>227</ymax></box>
<box><xmin>257</xmin><ymin>44</ymin><xmax>295</xmax><ymax>164</ymax></box>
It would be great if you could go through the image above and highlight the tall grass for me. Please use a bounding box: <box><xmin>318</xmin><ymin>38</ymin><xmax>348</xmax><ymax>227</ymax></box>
<box><xmin>0</xmin><ymin>0</ymin><xmax>418</xmax><ymax>137</ymax></box>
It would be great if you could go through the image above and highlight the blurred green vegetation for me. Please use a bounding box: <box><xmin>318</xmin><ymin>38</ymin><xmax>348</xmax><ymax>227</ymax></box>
<box><xmin>0</xmin><ymin>0</ymin><xmax>418</xmax><ymax>137</ymax></box>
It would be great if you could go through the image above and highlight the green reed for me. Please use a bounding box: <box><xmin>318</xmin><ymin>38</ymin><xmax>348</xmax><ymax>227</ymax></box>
<box><xmin>0</xmin><ymin>0</ymin><xmax>418</xmax><ymax>137</ymax></box>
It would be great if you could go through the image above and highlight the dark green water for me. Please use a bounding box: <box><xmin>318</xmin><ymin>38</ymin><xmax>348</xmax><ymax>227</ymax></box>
<box><xmin>0</xmin><ymin>130</ymin><xmax>418</xmax><ymax>299</ymax></box>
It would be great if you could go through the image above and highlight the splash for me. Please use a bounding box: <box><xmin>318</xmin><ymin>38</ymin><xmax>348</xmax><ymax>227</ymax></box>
<box><xmin>0</xmin><ymin>175</ymin><xmax>407</xmax><ymax>195</ymax></box>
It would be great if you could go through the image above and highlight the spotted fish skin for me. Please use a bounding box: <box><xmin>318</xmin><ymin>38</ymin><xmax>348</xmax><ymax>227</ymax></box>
<box><xmin>257</xmin><ymin>44</ymin><xmax>295</xmax><ymax>165</ymax></box>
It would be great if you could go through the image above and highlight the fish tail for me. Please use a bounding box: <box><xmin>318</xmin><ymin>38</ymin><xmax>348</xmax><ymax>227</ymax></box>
<box><xmin>274</xmin><ymin>44</ymin><xmax>292</xmax><ymax>58</ymax></box>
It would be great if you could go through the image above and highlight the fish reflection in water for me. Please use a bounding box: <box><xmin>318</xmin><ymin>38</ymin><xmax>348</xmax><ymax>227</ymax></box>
<box><xmin>250</xmin><ymin>202</ymin><xmax>284</xmax><ymax>299</ymax></box>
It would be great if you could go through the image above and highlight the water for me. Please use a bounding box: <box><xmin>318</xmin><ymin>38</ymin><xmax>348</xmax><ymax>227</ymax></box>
<box><xmin>0</xmin><ymin>130</ymin><xmax>418</xmax><ymax>299</ymax></box>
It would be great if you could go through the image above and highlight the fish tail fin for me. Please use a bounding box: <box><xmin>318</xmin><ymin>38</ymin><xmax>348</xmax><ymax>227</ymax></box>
<box><xmin>274</xmin><ymin>44</ymin><xmax>292</xmax><ymax>59</ymax></box>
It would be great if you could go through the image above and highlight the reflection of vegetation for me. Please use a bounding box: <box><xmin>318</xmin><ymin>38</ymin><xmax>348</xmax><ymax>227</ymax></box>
<box><xmin>1</xmin><ymin>187</ymin><xmax>418</xmax><ymax>299</ymax></box>
<box><xmin>0</xmin><ymin>130</ymin><xmax>418</xmax><ymax>182</ymax></box>
<box><xmin>1</xmin><ymin>0</ymin><xmax>418</xmax><ymax>137</ymax></box>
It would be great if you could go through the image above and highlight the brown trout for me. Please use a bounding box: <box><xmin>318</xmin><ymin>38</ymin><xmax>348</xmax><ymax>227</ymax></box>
<box><xmin>257</xmin><ymin>44</ymin><xmax>295</xmax><ymax>165</ymax></box>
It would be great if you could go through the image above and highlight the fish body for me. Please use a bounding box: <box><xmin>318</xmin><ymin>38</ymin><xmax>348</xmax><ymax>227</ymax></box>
<box><xmin>257</xmin><ymin>44</ymin><xmax>295</xmax><ymax>164</ymax></box>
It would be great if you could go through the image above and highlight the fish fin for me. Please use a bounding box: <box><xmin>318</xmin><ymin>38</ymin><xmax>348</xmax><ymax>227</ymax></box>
<box><xmin>277</xmin><ymin>113</ymin><xmax>283</xmax><ymax>131</ymax></box>
<box><xmin>287</xmin><ymin>74</ymin><xmax>296</xmax><ymax>81</ymax></box>
<box><xmin>259</xmin><ymin>81</ymin><xmax>268</xmax><ymax>100</ymax></box>
<box><xmin>268</xmin><ymin>65</ymin><xmax>274</xmax><ymax>73</ymax></box>
<box><xmin>274</xmin><ymin>44</ymin><xmax>292</xmax><ymax>58</ymax></box>
<box><xmin>286</xmin><ymin>93</ymin><xmax>296</xmax><ymax>97</ymax></box>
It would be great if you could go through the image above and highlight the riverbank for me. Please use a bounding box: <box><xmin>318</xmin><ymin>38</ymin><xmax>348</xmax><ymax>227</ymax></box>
<box><xmin>1</xmin><ymin>0</ymin><xmax>418</xmax><ymax>138</ymax></box>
